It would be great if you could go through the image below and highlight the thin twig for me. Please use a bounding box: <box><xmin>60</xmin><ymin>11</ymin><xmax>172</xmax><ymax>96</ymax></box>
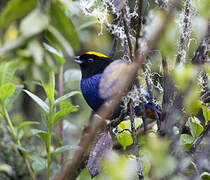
<box><xmin>201</xmin><ymin>91</ymin><xmax>210</xmax><ymax>103</ymax></box>
<box><xmin>129</xmin><ymin>101</ymin><xmax>144</xmax><ymax>179</ymax></box>
<box><xmin>117</xmin><ymin>128</ymin><xmax>132</xmax><ymax>134</ymax></box>
<box><xmin>135</xmin><ymin>79</ymin><xmax>148</xmax><ymax>134</ymax></box>
<box><xmin>192</xmin><ymin>20</ymin><xmax>210</xmax><ymax>65</ymax></box>
<box><xmin>176</xmin><ymin>0</ymin><xmax>192</xmax><ymax>65</ymax></box>
<box><xmin>109</xmin><ymin>37</ymin><xmax>118</xmax><ymax>59</ymax></box>
<box><xmin>163</xmin><ymin>83</ymin><xmax>191</xmax><ymax>137</ymax></box>
<box><xmin>135</xmin><ymin>0</ymin><xmax>143</xmax><ymax>52</ymax></box>
<box><xmin>143</xmin><ymin>66</ymin><xmax>160</xmax><ymax>130</ymax></box>
<box><xmin>39</xmin><ymin>0</ymin><xmax>46</xmax><ymax>10</ymax></box>
<box><xmin>156</xmin><ymin>0</ymin><xmax>168</xmax><ymax>9</ymax></box>
<box><xmin>122</xmin><ymin>8</ymin><xmax>134</xmax><ymax>60</ymax></box>
<box><xmin>59</xmin><ymin>65</ymin><xmax>64</xmax><ymax>169</ymax></box>
<box><xmin>135</xmin><ymin>121</ymin><xmax>157</xmax><ymax>135</ymax></box>
<box><xmin>110</xmin><ymin>109</ymin><xmax>127</xmax><ymax>128</ymax></box>
<box><xmin>160</xmin><ymin>56</ymin><xmax>174</xmax><ymax>135</ymax></box>
<box><xmin>133</xmin><ymin>0</ymin><xmax>147</xmax><ymax>133</ymax></box>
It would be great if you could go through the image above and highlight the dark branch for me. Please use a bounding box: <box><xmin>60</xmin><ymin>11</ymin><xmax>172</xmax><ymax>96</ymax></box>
<box><xmin>122</xmin><ymin>8</ymin><xmax>133</xmax><ymax>59</ymax></box>
<box><xmin>129</xmin><ymin>101</ymin><xmax>144</xmax><ymax>179</ymax></box>
<box><xmin>135</xmin><ymin>77</ymin><xmax>148</xmax><ymax>134</ymax></box>
<box><xmin>109</xmin><ymin>37</ymin><xmax>118</xmax><ymax>59</ymax></box>
<box><xmin>176</xmin><ymin>0</ymin><xmax>192</xmax><ymax>65</ymax></box>
<box><xmin>157</xmin><ymin>0</ymin><xmax>168</xmax><ymax>9</ymax></box>
<box><xmin>135</xmin><ymin>0</ymin><xmax>143</xmax><ymax>52</ymax></box>
<box><xmin>160</xmin><ymin>56</ymin><xmax>175</xmax><ymax>135</ymax></box>
<box><xmin>201</xmin><ymin>91</ymin><xmax>210</xmax><ymax>103</ymax></box>
<box><xmin>143</xmin><ymin>66</ymin><xmax>160</xmax><ymax>131</ymax></box>
<box><xmin>135</xmin><ymin>121</ymin><xmax>156</xmax><ymax>135</ymax></box>
<box><xmin>192</xmin><ymin>20</ymin><xmax>210</xmax><ymax>65</ymax></box>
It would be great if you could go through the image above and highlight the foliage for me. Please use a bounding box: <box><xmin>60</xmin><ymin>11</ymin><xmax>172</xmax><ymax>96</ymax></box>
<box><xmin>0</xmin><ymin>0</ymin><xmax>209</xmax><ymax>180</ymax></box>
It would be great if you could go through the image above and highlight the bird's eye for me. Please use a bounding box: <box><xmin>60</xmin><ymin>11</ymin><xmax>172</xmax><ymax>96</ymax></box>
<box><xmin>87</xmin><ymin>58</ymin><xmax>94</xmax><ymax>63</ymax></box>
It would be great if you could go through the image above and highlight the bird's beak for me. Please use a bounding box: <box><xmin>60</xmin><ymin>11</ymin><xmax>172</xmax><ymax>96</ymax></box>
<box><xmin>74</xmin><ymin>56</ymin><xmax>83</xmax><ymax>64</ymax></box>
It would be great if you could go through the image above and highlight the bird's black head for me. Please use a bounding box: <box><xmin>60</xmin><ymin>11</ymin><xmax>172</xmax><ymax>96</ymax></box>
<box><xmin>75</xmin><ymin>51</ymin><xmax>113</xmax><ymax>78</ymax></box>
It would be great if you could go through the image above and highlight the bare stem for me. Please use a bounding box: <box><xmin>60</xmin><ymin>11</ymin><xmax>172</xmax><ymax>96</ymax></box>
<box><xmin>135</xmin><ymin>0</ymin><xmax>143</xmax><ymax>52</ymax></box>
<box><xmin>109</xmin><ymin>37</ymin><xmax>118</xmax><ymax>59</ymax></box>
<box><xmin>129</xmin><ymin>101</ymin><xmax>144</xmax><ymax>179</ymax></box>
<box><xmin>122</xmin><ymin>8</ymin><xmax>133</xmax><ymax>60</ymax></box>
<box><xmin>176</xmin><ymin>0</ymin><xmax>192</xmax><ymax>65</ymax></box>
<box><xmin>143</xmin><ymin>67</ymin><xmax>160</xmax><ymax>130</ymax></box>
<box><xmin>59</xmin><ymin>65</ymin><xmax>64</xmax><ymax>169</ymax></box>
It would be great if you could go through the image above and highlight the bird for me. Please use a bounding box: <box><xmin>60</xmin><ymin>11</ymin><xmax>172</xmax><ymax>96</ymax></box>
<box><xmin>74</xmin><ymin>51</ymin><xmax>160</xmax><ymax>119</ymax></box>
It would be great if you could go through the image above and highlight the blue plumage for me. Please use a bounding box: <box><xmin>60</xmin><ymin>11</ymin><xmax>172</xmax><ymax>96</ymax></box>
<box><xmin>81</xmin><ymin>74</ymin><xmax>105</xmax><ymax>112</ymax></box>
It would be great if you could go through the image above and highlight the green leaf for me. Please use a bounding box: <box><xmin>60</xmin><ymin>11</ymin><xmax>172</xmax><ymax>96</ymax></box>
<box><xmin>43</xmin><ymin>43</ymin><xmax>62</xmax><ymax>57</ymax></box>
<box><xmin>52</xmin><ymin>145</ymin><xmax>77</xmax><ymax>158</ymax></box>
<box><xmin>201</xmin><ymin>172</ymin><xmax>210</xmax><ymax>180</ymax></box>
<box><xmin>20</xmin><ymin>8</ymin><xmax>49</xmax><ymax>38</ymax></box>
<box><xmin>115</xmin><ymin>118</ymin><xmax>144</xmax><ymax>150</ymax></box>
<box><xmin>0</xmin><ymin>37</ymin><xmax>25</xmax><ymax>56</ymax></box>
<box><xmin>54</xmin><ymin>54</ymin><xmax>66</xmax><ymax>65</ymax></box>
<box><xmin>42</xmin><ymin>72</ymin><xmax>55</xmax><ymax>104</ymax></box>
<box><xmin>43</xmin><ymin>43</ymin><xmax>65</xmax><ymax>65</ymax></box>
<box><xmin>118</xmin><ymin>120</ymin><xmax>131</xmax><ymax>130</ymax></box>
<box><xmin>41</xmin><ymin>110</ymin><xmax>48</xmax><ymax>128</ymax></box>
<box><xmin>0</xmin><ymin>164</ymin><xmax>12</xmax><ymax>175</ymax></box>
<box><xmin>0</xmin><ymin>83</ymin><xmax>15</xmax><ymax>103</ymax></box>
<box><xmin>188</xmin><ymin>117</ymin><xmax>204</xmax><ymax>138</ymax></box>
<box><xmin>32</xmin><ymin>129</ymin><xmax>49</xmax><ymax>145</ymax></box>
<box><xmin>173</xmin><ymin>65</ymin><xmax>197</xmax><ymax>92</ymax></box>
<box><xmin>17</xmin><ymin>121</ymin><xmax>39</xmax><ymax>134</ymax></box>
<box><xmin>24</xmin><ymin>90</ymin><xmax>49</xmax><ymax>113</ymax></box>
<box><xmin>5</xmin><ymin>85</ymin><xmax>23</xmax><ymax>108</ymax></box>
<box><xmin>50</xmin><ymin>2</ymin><xmax>79</xmax><ymax>50</ymax></box>
<box><xmin>202</xmin><ymin>105</ymin><xmax>210</xmax><ymax>124</ymax></box>
<box><xmin>140</xmin><ymin>149</ymin><xmax>151</xmax><ymax>178</ymax></box>
<box><xmin>158</xmin><ymin>17</ymin><xmax>179</xmax><ymax>58</ymax></box>
<box><xmin>180</xmin><ymin>134</ymin><xmax>194</xmax><ymax>145</ymax></box>
<box><xmin>116</xmin><ymin>130</ymin><xmax>133</xmax><ymax>150</ymax></box>
<box><xmin>29</xmin><ymin>154</ymin><xmax>47</xmax><ymax>173</ymax></box>
<box><xmin>28</xmin><ymin>39</ymin><xmax>44</xmax><ymax>65</ymax></box>
<box><xmin>51</xmin><ymin>102</ymin><xmax>78</xmax><ymax>126</ymax></box>
<box><xmin>16</xmin><ymin>144</ymin><xmax>29</xmax><ymax>156</ymax></box>
<box><xmin>184</xmin><ymin>84</ymin><xmax>201</xmax><ymax>115</ymax></box>
<box><xmin>52</xmin><ymin>133</ymin><xmax>62</xmax><ymax>146</ymax></box>
<box><xmin>48</xmin><ymin>25</ymin><xmax>74</xmax><ymax>57</ymax></box>
<box><xmin>0</xmin><ymin>61</ymin><xmax>17</xmax><ymax>86</ymax></box>
<box><xmin>77</xmin><ymin>21</ymin><xmax>97</xmax><ymax>31</ymax></box>
<box><xmin>117</xmin><ymin>118</ymin><xmax>142</xmax><ymax>132</ymax></box>
<box><xmin>0</xmin><ymin>0</ymin><xmax>37</xmax><ymax>29</ymax></box>
<box><xmin>54</xmin><ymin>91</ymin><xmax>80</xmax><ymax>106</ymax></box>
<box><xmin>101</xmin><ymin>151</ymin><xmax>138</xmax><ymax>180</ymax></box>
<box><xmin>195</xmin><ymin>0</ymin><xmax>210</xmax><ymax>19</ymax></box>
<box><xmin>180</xmin><ymin>133</ymin><xmax>194</xmax><ymax>150</ymax></box>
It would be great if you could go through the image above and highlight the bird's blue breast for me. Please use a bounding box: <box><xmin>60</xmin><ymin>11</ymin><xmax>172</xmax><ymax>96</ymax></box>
<box><xmin>81</xmin><ymin>74</ymin><xmax>105</xmax><ymax>112</ymax></box>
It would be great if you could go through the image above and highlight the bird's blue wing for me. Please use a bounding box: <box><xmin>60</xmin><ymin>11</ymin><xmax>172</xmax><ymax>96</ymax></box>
<box><xmin>81</xmin><ymin>74</ymin><xmax>105</xmax><ymax>112</ymax></box>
